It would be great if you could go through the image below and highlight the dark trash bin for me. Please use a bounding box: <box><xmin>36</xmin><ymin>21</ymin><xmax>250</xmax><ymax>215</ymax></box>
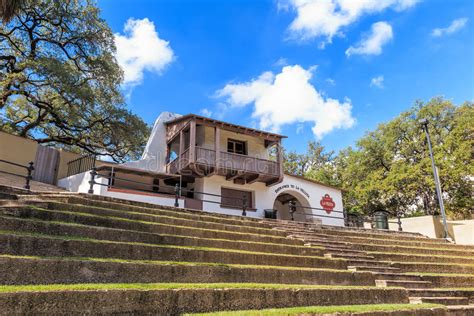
<box><xmin>264</xmin><ymin>209</ymin><xmax>278</xmax><ymax>219</ymax></box>
<box><xmin>373</xmin><ymin>210</ymin><xmax>389</xmax><ymax>229</ymax></box>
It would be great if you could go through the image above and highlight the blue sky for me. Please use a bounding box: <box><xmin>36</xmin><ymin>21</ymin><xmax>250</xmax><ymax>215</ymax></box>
<box><xmin>98</xmin><ymin>0</ymin><xmax>474</xmax><ymax>153</ymax></box>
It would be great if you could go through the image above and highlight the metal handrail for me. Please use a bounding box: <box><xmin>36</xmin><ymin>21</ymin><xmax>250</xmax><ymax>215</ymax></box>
<box><xmin>88</xmin><ymin>168</ymin><xmax>249</xmax><ymax>216</ymax></box>
<box><xmin>0</xmin><ymin>159</ymin><xmax>34</xmax><ymax>190</ymax></box>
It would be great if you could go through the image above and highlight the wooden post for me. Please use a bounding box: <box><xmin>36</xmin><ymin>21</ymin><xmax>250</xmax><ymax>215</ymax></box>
<box><xmin>189</xmin><ymin>120</ymin><xmax>196</xmax><ymax>163</ymax></box>
<box><xmin>277</xmin><ymin>141</ymin><xmax>283</xmax><ymax>176</ymax></box>
<box><xmin>215</xmin><ymin>126</ymin><xmax>220</xmax><ymax>172</ymax></box>
<box><xmin>179</xmin><ymin>130</ymin><xmax>184</xmax><ymax>169</ymax></box>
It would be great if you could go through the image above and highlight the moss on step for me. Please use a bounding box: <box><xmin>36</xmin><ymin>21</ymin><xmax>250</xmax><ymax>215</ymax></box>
<box><xmin>368</xmin><ymin>250</ymin><xmax>474</xmax><ymax>260</ymax></box>
<box><xmin>0</xmin><ymin>229</ymin><xmax>337</xmax><ymax>260</ymax></box>
<box><xmin>0</xmin><ymin>215</ymin><xmax>323</xmax><ymax>251</ymax></box>
<box><xmin>24</xmin><ymin>206</ymin><xmax>293</xmax><ymax>241</ymax></box>
<box><xmin>0</xmin><ymin>283</ymin><xmax>393</xmax><ymax>293</ymax></box>
<box><xmin>49</xmin><ymin>202</ymin><xmax>282</xmax><ymax>235</ymax></box>
<box><xmin>0</xmin><ymin>254</ymin><xmax>355</xmax><ymax>273</ymax></box>
<box><xmin>186</xmin><ymin>303</ymin><xmax>444</xmax><ymax>315</ymax></box>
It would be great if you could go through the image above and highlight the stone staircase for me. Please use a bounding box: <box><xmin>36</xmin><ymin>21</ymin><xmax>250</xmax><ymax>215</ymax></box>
<box><xmin>0</xmin><ymin>184</ymin><xmax>472</xmax><ymax>314</ymax></box>
<box><xmin>270</xmin><ymin>221</ymin><xmax>474</xmax><ymax>312</ymax></box>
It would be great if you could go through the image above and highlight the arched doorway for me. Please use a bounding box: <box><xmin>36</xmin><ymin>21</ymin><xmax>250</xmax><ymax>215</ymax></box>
<box><xmin>272</xmin><ymin>190</ymin><xmax>312</xmax><ymax>222</ymax></box>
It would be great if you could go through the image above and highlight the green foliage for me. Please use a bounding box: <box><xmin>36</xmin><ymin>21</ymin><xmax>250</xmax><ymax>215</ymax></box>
<box><xmin>285</xmin><ymin>97</ymin><xmax>473</xmax><ymax>219</ymax></box>
<box><xmin>0</xmin><ymin>0</ymin><xmax>149</xmax><ymax>161</ymax></box>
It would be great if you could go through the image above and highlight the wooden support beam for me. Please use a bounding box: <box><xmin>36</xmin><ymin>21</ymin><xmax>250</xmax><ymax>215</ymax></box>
<box><xmin>215</xmin><ymin>126</ymin><xmax>220</xmax><ymax>172</ymax></box>
<box><xmin>189</xmin><ymin>119</ymin><xmax>196</xmax><ymax>163</ymax></box>
<box><xmin>178</xmin><ymin>130</ymin><xmax>184</xmax><ymax>170</ymax></box>
<box><xmin>246</xmin><ymin>174</ymin><xmax>260</xmax><ymax>184</ymax></box>
<box><xmin>226</xmin><ymin>170</ymin><xmax>243</xmax><ymax>181</ymax></box>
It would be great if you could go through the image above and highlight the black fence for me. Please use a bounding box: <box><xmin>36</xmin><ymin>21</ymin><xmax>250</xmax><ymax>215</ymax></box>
<box><xmin>67</xmin><ymin>155</ymin><xmax>96</xmax><ymax>177</ymax></box>
<box><xmin>88</xmin><ymin>168</ymin><xmax>250</xmax><ymax>216</ymax></box>
<box><xmin>85</xmin><ymin>167</ymin><xmax>403</xmax><ymax>230</ymax></box>
<box><xmin>0</xmin><ymin>159</ymin><xmax>34</xmax><ymax>190</ymax></box>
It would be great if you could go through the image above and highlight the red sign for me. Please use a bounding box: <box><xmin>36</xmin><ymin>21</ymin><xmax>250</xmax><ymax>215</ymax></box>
<box><xmin>320</xmin><ymin>194</ymin><xmax>335</xmax><ymax>214</ymax></box>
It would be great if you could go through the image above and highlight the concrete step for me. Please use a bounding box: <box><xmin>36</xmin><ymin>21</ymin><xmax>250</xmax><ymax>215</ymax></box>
<box><xmin>392</xmin><ymin>261</ymin><xmax>474</xmax><ymax>275</ymax></box>
<box><xmin>45</xmin><ymin>201</ymin><xmax>287</xmax><ymax>237</ymax></box>
<box><xmin>0</xmin><ymin>284</ymin><xmax>409</xmax><ymax>315</ymax></box>
<box><xmin>347</xmin><ymin>259</ymin><xmax>393</xmax><ymax>267</ymax></box>
<box><xmin>324</xmin><ymin>253</ymin><xmax>375</xmax><ymax>260</ymax></box>
<box><xmin>0</xmin><ymin>207</ymin><xmax>303</xmax><ymax>246</ymax></box>
<box><xmin>369</xmin><ymin>251</ymin><xmax>474</xmax><ymax>265</ymax></box>
<box><xmin>376</xmin><ymin>280</ymin><xmax>433</xmax><ymax>289</ymax></box>
<box><xmin>372</xmin><ymin>273</ymin><xmax>423</xmax><ymax>281</ymax></box>
<box><xmin>408</xmin><ymin>289</ymin><xmax>474</xmax><ymax>300</ymax></box>
<box><xmin>0</xmin><ymin>255</ymin><xmax>376</xmax><ymax>286</ymax></box>
<box><xmin>0</xmin><ymin>215</ymin><xmax>324</xmax><ymax>257</ymax></box>
<box><xmin>0</xmin><ymin>232</ymin><xmax>347</xmax><ymax>269</ymax></box>
<box><xmin>410</xmin><ymin>296</ymin><xmax>470</xmax><ymax>306</ymax></box>
<box><xmin>348</xmin><ymin>265</ymin><xmax>401</xmax><ymax>273</ymax></box>
<box><xmin>66</xmin><ymin>195</ymin><xmax>275</xmax><ymax>230</ymax></box>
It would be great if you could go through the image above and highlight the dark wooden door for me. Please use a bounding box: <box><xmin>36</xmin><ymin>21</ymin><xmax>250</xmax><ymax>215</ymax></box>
<box><xmin>33</xmin><ymin>146</ymin><xmax>60</xmax><ymax>184</ymax></box>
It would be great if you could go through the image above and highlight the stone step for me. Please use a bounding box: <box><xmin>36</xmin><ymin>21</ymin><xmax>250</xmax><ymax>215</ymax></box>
<box><xmin>66</xmin><ymin>195</ymin><xmax>274</xmax><ymax>230</ymax></box>
<box><xmin>44</xmin><ymin>201</ymin><xmax>286</xmax><ymax>237</ymax></box>
<box><xmin>319</xmin><ymin>227</ymin><xmax>438</xmax><ymax>241</ymax></box>
<box><xmin>348</xmin><ymin>265</ymin><xmax>401</xmax><ymax>273</ymax></box>
<box><xmin>372</xmin><ymin>273</ymin><xmax>423</xmax><ymax>281</ymax></box>
<box><xmin>408</xmin><ymin>289</ymin><xmax>474</xmax><ymax>299</ymax></box>
<box><xmin>324</xmin><ymin>253</ymin><xmax>375</xmax><ymax>260</ymax></box>
<box><xmin>392</xmin><ymin>262</ymin><xmax>474</xmax><ymax>275</ymax></box>
<box><xmin>0</xmin><ymin>255</ymin><xmax>376</xmax><ymax>286</ymax></box>
<box><xmin>347</xmin><ymin>259</ymin><xmax>393</xmax><ymax>267</ymax></box>
<box><xmin>0</xmin><ymin>215</ymin><xmax>324</xmax><ymax>257</ymax></box>
<box><xmin>0</xmin><ymin>207</ymin><xmax>303</xmax><ymax>246</ymax></box>
<box><xmin>376</xmin><ymin>280</ymin><xmax>433</xmax><ymax>289</ymax></box>
<box><xmin>410</xmin><ymin>296</ymin><xmax>470</xmax><ymax>306</ymax></box>
<box><xmin>324</xmin><ymin>246</ymin><xmax>368</xmax><ymax>254</ymax></box>
<box><xmin>0</xmin><ymin>232</ymin><xmax>347</xmax><ymax>269</ymax></box>
<box><xmin>369</xmin><ymin>251</ymin><xmax>474</xmax><ymax>265</ymax></box>
<box><xmin>0</xmin><ymin>284</ymin><xmax>409</xmax><ymax>315</ymax></box>
<box><xmin>306</xmin><ymin>235</ymin><xmax>474</xmax><ymax>252</ymax></box>
<box><xmin>446</xmin><ymin>305</ymin><xmax>474</xmax><ymax>315</ymax></box>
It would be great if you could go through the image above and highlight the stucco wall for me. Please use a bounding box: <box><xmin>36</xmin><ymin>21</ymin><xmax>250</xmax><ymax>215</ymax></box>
<box><xmin>58</xmin><ymin>171</ymin><xmax>184</xmax><ymax>208</ymax></box>
<box><xmin>197</xmin><ymin>174</ymin><xmax>344</xmax><ymax>226</ymax></box>
<box><xmin>0</xmin><ymin>131</ymin><xmax>38</xmax><ymax>176</ymax></box>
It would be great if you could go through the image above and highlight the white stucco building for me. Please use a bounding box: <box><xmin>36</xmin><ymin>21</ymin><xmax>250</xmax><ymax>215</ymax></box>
<box><xmin>58</xmin><ymin>112</ymin><xmax>344</xmax><ymax>226</ymax></box>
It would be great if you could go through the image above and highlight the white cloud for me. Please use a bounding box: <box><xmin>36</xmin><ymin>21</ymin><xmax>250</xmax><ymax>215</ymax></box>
<box><xmin>431</xmin><ymin>18</ymin><xmax>468</xmax><ymax>37</ymax></box>
<box><xmin>199</xmin><ymin>108</ymin><xmax>213</xmax><ymax>117</ymax></box>
<box><xmin>346</xmin><ymin>21</ymin><xmax>393</xmax><ymax>57</ymax></box>
<box><xmin>115</xmin><ymin>18</ymin><xmax>174</xmax><ymax>85</ymax></box>
<box><xmin>285</xmin><ymin>0</ymin><xmax>418</xmax><ymax>44</ymax></box>
<box><xmin>216</xmin><ymin>65</ymin><xmax>355</xmax><ymax>138</ymax></box>
<box><xmin>326</xmin><ymin>78</ymin><xmax>336</xmax><ymax>86</ymax></box>
<box><xmin>370</xmin><ymin>75</ymin><xmax>384</xmax><ymax>88</ymax></box>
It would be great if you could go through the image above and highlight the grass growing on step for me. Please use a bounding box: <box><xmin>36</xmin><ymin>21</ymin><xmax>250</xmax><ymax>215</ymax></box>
<box><xmin>0</xmin><ymin>283</ymin><xmax>396</xmax><ymax>293</ymax></box>
<box><xmin>25</xmin><ymin>206</ymin><xmax>293</xmax><ymax>242</ymax></box>
<box><xmin>0</xmin><ymin>229</ymin><xmax>339</xmax><ymax>261</ymax></box>
<box><xmin>405</xmin><ymin>272</ymin><xmax>474</xmax><ymax>277</ymax></box>
<box><xmin>0</xmin><ymin>215</ymin><xmax>324</xmax><ymax>252</ymax></box>
<box><xmin>186</xmin><ymin>304</ymin><xmax>444</xmax><ymax>316</ymax></box>
<box><xmin>368</xmin><ymin>250</ymin><xmax>474</xmax><ymax>260</ymax></box>
<box><xmin>49</xmin><ymin>201</ymin><xmax>281</xmax><ymax>235</ymax></box>
<box><xmin>0</xmin><ymin>254</ymin><xmax>357</xmax><ymax>274</ymax></box>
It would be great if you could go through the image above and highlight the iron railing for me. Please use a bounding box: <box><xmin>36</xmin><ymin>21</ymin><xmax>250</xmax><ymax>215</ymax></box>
<box><xmin>87</xmin><ymin>168</ymin><xmax>249</xmax><ymax>216</ymax></box>
<box><xmin>0</xmin><ymin>159</ymin><xmax>34</xmax><ymax>190</ymax></box>
<box><xmin>67</xmin><ymin>155</ymin><xmax>96</xmax><ymax>177</ymax></box>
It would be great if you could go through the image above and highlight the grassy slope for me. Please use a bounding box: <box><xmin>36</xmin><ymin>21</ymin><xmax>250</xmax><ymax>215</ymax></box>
<box><xmin>186</xmin><ymin>304</ymin><xmax>444</xmax><ymax>315</ymax></box>
<box><xmin>0</xmin><ymin>283</ymin><xmax>395</xmax><ymax>293</ymax></box>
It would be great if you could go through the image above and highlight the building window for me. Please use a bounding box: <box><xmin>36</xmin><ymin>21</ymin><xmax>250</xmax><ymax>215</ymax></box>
<box><xmin>227</xmin><ymin>139</ymin><xmax>247</xmax><ymax>155</ymax></box>
<box><xmin>221</xmin><ymin>187</ymin><xmax>253</xmax><ymax>209</ymax></box>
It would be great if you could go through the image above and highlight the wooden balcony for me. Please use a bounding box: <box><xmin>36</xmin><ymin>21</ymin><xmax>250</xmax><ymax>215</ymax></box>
<box><xmin>168</xmin><ymin>146</ymin><xmax>282</xmax><ymax>186</ymax></box>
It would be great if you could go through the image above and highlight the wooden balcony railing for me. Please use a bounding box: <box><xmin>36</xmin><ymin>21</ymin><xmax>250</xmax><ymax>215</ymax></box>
<box><xmin>168</xmin><ymin>146</ymin><xmax>280</xmax><ymax>177</ymax></box>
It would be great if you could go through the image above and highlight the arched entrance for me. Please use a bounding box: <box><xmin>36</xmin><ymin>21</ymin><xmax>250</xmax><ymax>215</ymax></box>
<box><xmin>272</xmin><ymin>190</ymin><xmax>312</xmax><ymax>222</ymax></box>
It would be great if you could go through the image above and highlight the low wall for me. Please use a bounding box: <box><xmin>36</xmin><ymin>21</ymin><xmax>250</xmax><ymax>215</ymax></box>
<box><xmin>388</xmin><ymin>215</ymin><xmax>474</xmax><ymax>245</ymax></box>
<box><xmin>58</xmin><ymin>172</ymin><xmax>184</xmax><ymax>208</ymax></box>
